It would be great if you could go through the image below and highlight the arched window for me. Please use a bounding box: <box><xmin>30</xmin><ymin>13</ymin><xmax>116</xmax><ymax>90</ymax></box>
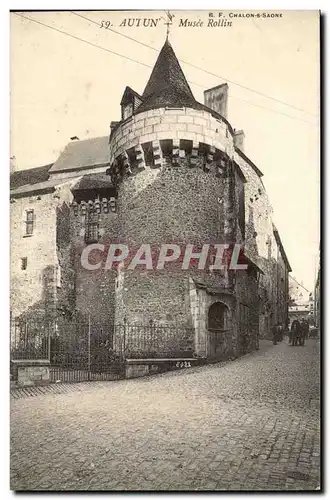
<box><xmin>208</xmin><ymin>302</ymin><xmax>229</xmax><ymax>330</ymax></box>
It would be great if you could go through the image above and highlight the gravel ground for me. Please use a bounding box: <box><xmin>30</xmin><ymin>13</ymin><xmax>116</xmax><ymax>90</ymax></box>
<box><xmin>10</xmin><ymin>338</ymin><xmax>321</xmax><ymax>491</ymax></box>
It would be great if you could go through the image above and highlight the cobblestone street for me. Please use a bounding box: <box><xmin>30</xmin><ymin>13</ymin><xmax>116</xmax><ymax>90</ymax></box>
<box><xmin>10</xmin><ymin>339</ymin><xmax>321</xmax><ymax>491</ymax></box>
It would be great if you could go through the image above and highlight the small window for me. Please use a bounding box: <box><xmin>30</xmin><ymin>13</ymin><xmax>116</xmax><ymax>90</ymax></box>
<box><xmin>21</xmin><ymin>257</ymin><xmax>27</xmax><ymax>270</ymax></box>
<box><xmin>25</xmin><ymin>209</ymin><xmax>34</xmax><ymax>235</ymax></box>
<box><xmin>123</xmin><ymin>103</ymin><xmax>133</xmax><ymax>120</ymax></box>
<box><xmin>85</xmin><ymin>211</ymin><xmax>99</xmax><ymax>243</ymax></box>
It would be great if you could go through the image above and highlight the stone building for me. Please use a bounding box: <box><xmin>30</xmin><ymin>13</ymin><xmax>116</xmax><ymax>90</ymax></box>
<box><xmin>10</xmin><ymin>39</ymin><xmax>291</xmax><ymax>361</ymax></box>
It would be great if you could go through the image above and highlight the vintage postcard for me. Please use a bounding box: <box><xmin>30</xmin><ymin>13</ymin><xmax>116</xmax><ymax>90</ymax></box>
<box><xmin>10</xmin><ymin>10</ymin><xmax>321</xmax><ymax>492</ymax></box>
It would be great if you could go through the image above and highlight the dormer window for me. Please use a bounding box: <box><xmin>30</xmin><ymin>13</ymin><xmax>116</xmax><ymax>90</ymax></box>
<box><xmin>123</xmin><ymin>103</ymin><xmax>133</xmax><ymax>120</ymax></box>
<box><xmin>120</xmin><ymin>86</ymin><xmax>143</xmax><ymax>121</ymax></box>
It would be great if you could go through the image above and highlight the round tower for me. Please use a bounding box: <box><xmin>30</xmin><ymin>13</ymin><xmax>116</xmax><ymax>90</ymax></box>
<box><xmin>109</xmin><ymin>40</ymin><xmax>239</xmax><ymax>358</ymax></box>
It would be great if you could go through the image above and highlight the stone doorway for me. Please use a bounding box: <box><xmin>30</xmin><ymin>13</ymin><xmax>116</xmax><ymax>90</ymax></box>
<box><xmin>207</xmin><ymin>301</ymin><xmax>229</xmax><ymax>359</ymax></box>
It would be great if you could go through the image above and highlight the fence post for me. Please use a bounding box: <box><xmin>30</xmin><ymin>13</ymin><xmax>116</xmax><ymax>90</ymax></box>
<box><xmin>24</xmin><ymin>320</ymin><xmax>28</xmax><ymax>349</ymax></box>
<box><xmin>88</xmin><ymin>314</ymin><xmax>91</xmax><ymax>381</ymax></box>
<box><xmin>123</xmin><ymin>317</ymin><xmax>127</xmax><ymax>361</ymax></box>
<box><xmin>13</xmin><ymin>317</ymin><xmax>16</xmax><ymax>351</ymax></box>
<box><xmin>47</xmin><ymin>322</ymin><xmax>51</xmax><ymax>361</ymax></box>
<box><xmin>149</xmin><ymin>319</ymin><xmax>154</xmax><ymax>353</ymax></box>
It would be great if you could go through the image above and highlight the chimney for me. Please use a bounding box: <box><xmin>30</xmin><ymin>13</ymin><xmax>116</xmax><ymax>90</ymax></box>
<box><xmin>204</xmin><ymin>83</ymin><xmax>228</xmax><ymax>118</ymax></box>
<box><xmin>233</xmin><ymin>129</ymin><xmax>245</xmax><ymax>152</ymax></box>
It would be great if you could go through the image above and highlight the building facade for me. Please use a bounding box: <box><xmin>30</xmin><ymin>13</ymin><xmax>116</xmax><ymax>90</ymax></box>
<box><xmin>10</xmin><ymin>39</ymin><xmax>291</xmax><ymax>361</ymax></box>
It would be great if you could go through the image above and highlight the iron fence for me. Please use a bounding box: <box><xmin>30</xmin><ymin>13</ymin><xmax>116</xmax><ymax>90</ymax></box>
<box><xmin>10</xmin><ymin>317</ymin><xmax>196</xmax><ymax>382</ymax></box>
<box><xmin>122</xmin><ymin>322</ymin><xmax>195</xmax><ymax>359</ymax></box>
<box><xmin>10</xmin><ymin>319</ymin><xmax>50</xmax><ymax>360</ymax></box>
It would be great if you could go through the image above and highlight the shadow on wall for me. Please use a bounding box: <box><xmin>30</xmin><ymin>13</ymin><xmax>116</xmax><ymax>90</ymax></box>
<box><xmin>246</xmin><ymin>205</ymin><xmax>259</xmax><ymax>260</ymax></box>
<box><xmin>258</xmin><ymin>237</ymin><xmax>288</xmax><ymax>338</ymax></box>
<box><xmin>11</xmin><ymin>202</ymin><xmax>78</xmax><ymax>323</ymax></box>
<box><xmin>12</xmin><ymin>263</ymin><xmax>86</xmax><ymax>327</ymax></box>
<box><xmin>56</xmin><ymin>202</ymin><xmax>76</xmax><ymax>320</ymax></box>
<box><xmin>12</xmin><ymin>265</ymin><xmax>59</xmax><ymax>323</ymax></box>
<box><xmin>236</xmin><ymin>206</ymin><xmax>273</xmax><ymax>346</ymax></box>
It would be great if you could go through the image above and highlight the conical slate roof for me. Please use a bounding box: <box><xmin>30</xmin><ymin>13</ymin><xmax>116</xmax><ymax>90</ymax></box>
<box><xmin>137</xmin><ymin>39</ymin><xmax>196</xmax><ymax>111</ymax></box>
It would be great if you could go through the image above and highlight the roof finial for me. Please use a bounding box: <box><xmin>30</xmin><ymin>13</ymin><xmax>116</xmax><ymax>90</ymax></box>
<box><xmin>164</xmin><ymin>10</ymin><xmax>174</xmax><ymax>41</ymax></box>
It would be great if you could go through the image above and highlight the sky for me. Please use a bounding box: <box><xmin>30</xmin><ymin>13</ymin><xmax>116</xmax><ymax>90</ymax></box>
<box><xmin>10</xmin><ymin>10</ymin><xmax>320</xmax><ymax>291</ymax></box>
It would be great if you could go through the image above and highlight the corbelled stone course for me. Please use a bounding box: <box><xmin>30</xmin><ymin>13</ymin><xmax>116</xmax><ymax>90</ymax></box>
<box><xmin>110</xmin><ymin>107</ymin><xmax>233</xmax><ymax>164</ymax></box>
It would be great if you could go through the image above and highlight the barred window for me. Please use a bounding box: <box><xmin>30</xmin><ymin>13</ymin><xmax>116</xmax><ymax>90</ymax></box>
<box><xmin>25</xmin><ymin>209</ymin><xmax>34</xmax><ymax>235</ymax></box>
<box><xmin>85</xmin><ymin>210</ymin><xmax>99</xmax><ymax>243</ymax></box>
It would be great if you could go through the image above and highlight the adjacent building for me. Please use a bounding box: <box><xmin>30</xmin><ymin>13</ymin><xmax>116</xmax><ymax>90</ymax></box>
<box><xmin>288</xmin><ymin>275</ymin><xmax>314</xmax><ymax>324</ymax></box>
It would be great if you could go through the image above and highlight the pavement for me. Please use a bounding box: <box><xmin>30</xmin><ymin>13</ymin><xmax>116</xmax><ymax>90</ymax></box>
<box><xmin>10</xmin><ymin>338</ymin><xmax>321</xmax><ymax>491</ymax></box>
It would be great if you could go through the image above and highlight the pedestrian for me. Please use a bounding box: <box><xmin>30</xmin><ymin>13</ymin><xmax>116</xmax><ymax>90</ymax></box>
<box><xmin>290</xmin><ymin>319</ymin><xmax>301</xmax><ymax>346</ymax></box>
<box><xmin>278</xmin><ymin>323</ymin><xmax>284</xmax><ymax>342</ymax></box>
<box><xmin>301</xmin><ymin>319</ymin><xmax>309</xmax><ymax>344</ymax></box>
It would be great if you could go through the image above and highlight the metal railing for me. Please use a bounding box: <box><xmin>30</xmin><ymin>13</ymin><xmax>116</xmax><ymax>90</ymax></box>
<box><xmin>10</xmin><ymin>319</ymin><xmax>51</xmax><ymax>360</ymax></box>
<box><xmin>122</xmin><ymin>321</ymin><xmax>195</xmax><ymax>359</ymax></box>
<box><xmin>10</xmin><ymin>317</ymin><xmax>196</xmax><ymax>365</ymax></box>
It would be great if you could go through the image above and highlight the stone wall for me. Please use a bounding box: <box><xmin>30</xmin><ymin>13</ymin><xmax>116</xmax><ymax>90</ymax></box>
<box><xmin>10</xmin><ymin>178</ymin><xmax>120</xmax><ymax>326</ymax></box>
<box><xmin>68</xmin><ymin>201</ymin><xmax>118</xmax><ymax>324</ymax></box>
<box><xmin>233</xmin><ymin>149</ymin><xmax>289</xmax><ymax>338</ymax></box>
<box><xmin>274</xmin><ymin>249</ymin><xmax>289</xmax><ymax>326</ymax></box>
<box><xmin>114</xmin><ymin>154</ymin><xmax>230</xmax><ymax>326</ymax></box>
<box><xmin>235</xmin><ymin>270</ymin><xmax>259</xmax><ymax>353</ymax></box>
<box><xmin>110</xmin><ymin>107</ymin><xmax>234</xmax><ymax>164</ymax></box>
<box><xmin>10</xmin><ymin>182</ymin><xmax>73</xmax><ymax>320</ymax></box>
<box><xmin>234</xmin><ymin>150</ymin><xmax>276</xmax><ymax>268</ymax></box>
<box><xmin>109</xmin><ymin>117</ymin><xmax>264</xmax><ymax>360</ymax></box>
